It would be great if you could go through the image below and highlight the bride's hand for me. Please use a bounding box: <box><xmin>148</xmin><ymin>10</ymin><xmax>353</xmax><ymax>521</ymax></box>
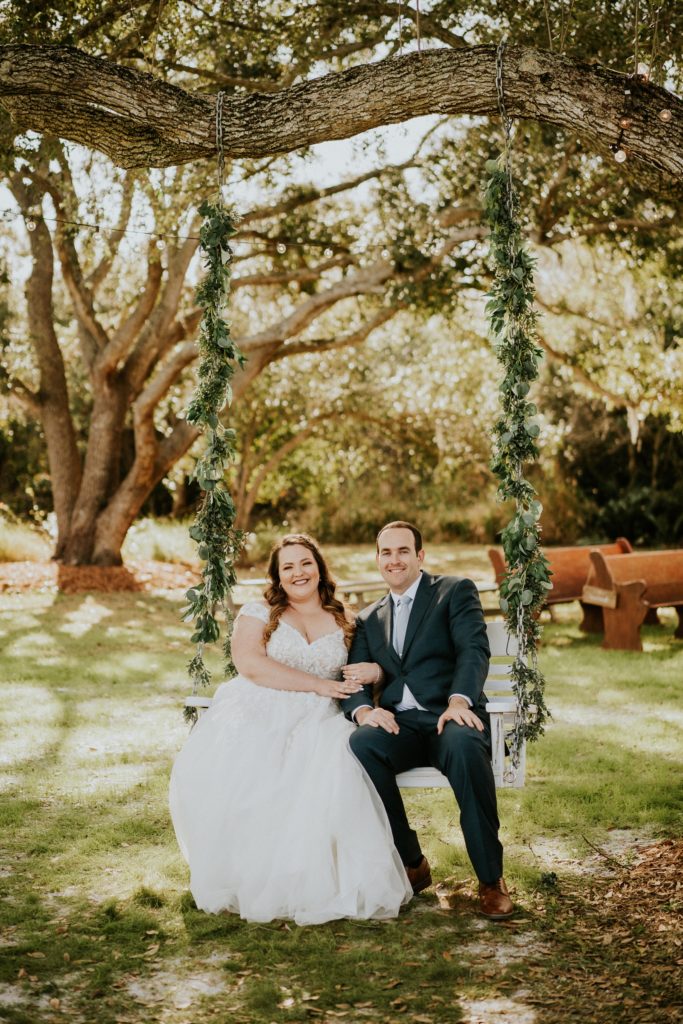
<box><xmin>342</xmin><ymin>662</ymin><xmax>383</xmax><ymax>686</ymax></box>
<box><xmin>314</xmin><ymin>678</ymin><xmax>364</xmax><ymax>699</ymax></box>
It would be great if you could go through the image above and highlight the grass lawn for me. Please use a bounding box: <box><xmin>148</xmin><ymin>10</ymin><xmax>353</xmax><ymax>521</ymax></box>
<box><xmin>0</xmin><ymin>560</ymin><xmax>681</xmax><ymax>1023</ymax></box>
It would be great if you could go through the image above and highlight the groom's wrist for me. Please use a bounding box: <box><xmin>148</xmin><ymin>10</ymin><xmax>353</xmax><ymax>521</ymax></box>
<box><xmin>352</xmin><ymin>705</ymin><xmax>373</xmax><ymax>725</ymax></box>
<box><xmin>448</xmin><ymin>693</ymin><xmax>472</xmax><ymax>708</ymax></box>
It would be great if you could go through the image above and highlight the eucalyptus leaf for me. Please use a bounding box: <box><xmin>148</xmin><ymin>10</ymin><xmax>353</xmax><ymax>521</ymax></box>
<box><xmin>483</xmin><ymin>157</ymin><xmax>551</xmax><ymax>759</ymax></box>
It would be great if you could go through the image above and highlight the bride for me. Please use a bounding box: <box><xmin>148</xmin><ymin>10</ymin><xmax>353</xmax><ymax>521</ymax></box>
<box><xmin>169</xmin><ymin>533</ymin><xmax>412</xmax><ymax>925</ymax></box>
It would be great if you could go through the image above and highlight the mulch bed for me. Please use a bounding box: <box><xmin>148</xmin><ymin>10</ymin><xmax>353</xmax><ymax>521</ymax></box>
<box><xmin>528</xmin><ymin>838</ymin><xmax>683</xmax><ymax>1022</ymax></box>
<box><xmin>0</xmin><ymin>560</ymin><xmax>201</xmax><ymax>594</ymax></box>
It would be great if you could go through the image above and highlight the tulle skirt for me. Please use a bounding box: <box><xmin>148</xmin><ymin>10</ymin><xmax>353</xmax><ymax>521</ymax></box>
<box><xmin>169</xmin><ymin>676</ymin><xmax>412</xmax><ymax>925</ymax></box>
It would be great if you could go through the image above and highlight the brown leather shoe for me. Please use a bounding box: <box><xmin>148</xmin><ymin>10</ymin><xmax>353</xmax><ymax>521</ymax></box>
<box><xmin>405</xmin><ymin>856</ymin><xmax>432</xmax><ymax>894</ymax></box>
<box><xmin>478</xmin><ymin>877</ymin><xmax>514</xmax><ymax>919</ymax></box>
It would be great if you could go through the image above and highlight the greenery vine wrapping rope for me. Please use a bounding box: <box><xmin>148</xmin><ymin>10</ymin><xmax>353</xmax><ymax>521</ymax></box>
<box><xmin>483</xmin><ymin>39</ymin><xmax>551</xmax><ymax>765</ymax></box>
<box><xmin>182</xmin><ymin>199</ymin><xmax>244</xmax><ymax>722</ymax></box>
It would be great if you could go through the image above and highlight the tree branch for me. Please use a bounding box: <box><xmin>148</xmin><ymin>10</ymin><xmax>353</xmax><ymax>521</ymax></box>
<box><xmin>535</xmin><ymin>296</ymin><xmax>623</xmax><ymax>332</ymax></box>
<box><xmin>87</xmin><ymin>169</ymin><xmax>138</xmax><ymax>291</ymax></box>
<box><xmin>49</xmin><ymin>141</ymin><xmax>112</xmax><ymax>365</ymax></box>
<box><xmin>545</xmin><ymin>215</ymin><xmax>681</xmax><ymax>244</ymax></box>
<box><xmin>123</xmin><ymin>224</ymin><xmax>200</xmax><ymax>392</ymax></box>
<box><xmin>232</xmin><ymin>255</ymin><xmax>354</xmax><ymax>289</ymax></box>
<box><xmin>134</xmin><ymin>340</ymin><xmax>198</xmax><ymax>419</ymax></box>
<box><xmin>365</xmin><ymin>1</ymin><xmax>468</xmax><ymax>49</ymax></box>
<box><xmin>0</xmin><ymin>366</ymin><xmax>41</xmax><ymax>416</ymax></box>
<box><xmin>1</xmin><ymin>45</ymin><xmax>680</xmax><ymax>192</ymax></box>
<box><xmin>533</xmin><ymin>138</ymin><xmax>579</xmax><ymax>241</ymax></box>
<box><xmin>536</xmin><ymin>331</ymin><xmax>637</xmax><ymax>409</ymax></box>
<box><xmin>270</xmin><ymin>307</ymin><xmax>398</xmax><ymax>362</ymax></box>
<box><xmin>240</xmin><ymin>158</ymin><xmax>421</xmax><ymax>224</ymax></box>
<box><xmin>100</xmin><ymin>242</ymin><xmax>163</xmax><ymax>374</ymax></box>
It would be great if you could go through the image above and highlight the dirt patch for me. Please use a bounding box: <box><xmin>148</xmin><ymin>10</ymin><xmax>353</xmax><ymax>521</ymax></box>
<box><xmin>460</xmin><ymin>992</ymin><xmax>537</xmax><ymax>1024</ymax></box>
<box><xmin>0</xmin><ymin>560</ymin><xmax>200</xmax><ymax>594</ymax></box>
<box><xmin>125</xmin><ymin>963</ymin><xmax>228</xmax><ymax>1013</ymax></box>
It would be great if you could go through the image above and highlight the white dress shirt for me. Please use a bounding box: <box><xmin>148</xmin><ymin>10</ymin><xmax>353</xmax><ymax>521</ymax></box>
<box><xmin>391</xmin><ymin>575</ymin><xmax>428</xmax><ymax>711</ymax></box>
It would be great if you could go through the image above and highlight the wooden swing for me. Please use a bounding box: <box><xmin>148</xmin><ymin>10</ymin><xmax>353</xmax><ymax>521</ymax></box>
<box><xmin>183</xmin><ymin>42</ymin><xmax>546</xmax><ymax>793</ymax></box>
<box><xmin>184</xmin><ymin>619</ymin><xmax>527</xmax><ymax>789</ymax></box>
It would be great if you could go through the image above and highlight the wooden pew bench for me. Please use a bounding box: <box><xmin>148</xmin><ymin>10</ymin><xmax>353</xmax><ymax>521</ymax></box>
<box><xmin>581</xmin><ymin>549</ymin><xmax>683</xmax><ymax>651</ymax></box>
<box><xmin>488</xmin><ymin>538</ymin><xmax>635</xmax><ymax>632</ymax></box>
<box><xmin>185</xmin><ymin>620</ymin><xmax>528</xmax><ymax>789</ymax></box>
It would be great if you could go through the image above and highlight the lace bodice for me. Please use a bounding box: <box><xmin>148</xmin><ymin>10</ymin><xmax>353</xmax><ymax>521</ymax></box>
<box><xmin>237</xmin><ymin>601</ymin><xmax>348</xmax><ymax>680</ymax></box>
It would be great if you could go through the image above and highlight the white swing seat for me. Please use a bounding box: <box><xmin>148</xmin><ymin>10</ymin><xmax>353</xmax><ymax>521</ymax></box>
<box><xmin>184</xmin><ymin>620</ymin><xmax>528</xmax><ymax>790</ymax></box>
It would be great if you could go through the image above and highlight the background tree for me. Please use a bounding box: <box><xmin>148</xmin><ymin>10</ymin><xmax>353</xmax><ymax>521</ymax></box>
<box><xmin>0</xmin><ymin>1</ymin><xmax>681</xmax><ymax>558</ymax></box>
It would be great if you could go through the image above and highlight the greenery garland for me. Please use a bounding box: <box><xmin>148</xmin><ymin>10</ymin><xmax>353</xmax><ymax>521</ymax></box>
<box><xmin>183</xmin><ymin>200</ymin><xmax>244</xmax><ymax>721</ymax></box>
<box><xmin>483</xmin><ymin>158</ymin><xmax>551</xmax><ymax>764</ymax></box>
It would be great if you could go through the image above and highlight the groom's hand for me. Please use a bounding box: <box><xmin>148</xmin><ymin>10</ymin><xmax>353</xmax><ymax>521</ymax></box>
<box><xmin>437</xmin><ymin>697</ymin><xmax>484</xmax><ymax>734</ymax></box>
<box><xmin>355</xmin><ymin>707</ymin><xmax>399</xmax><ymax>734</ymax></box>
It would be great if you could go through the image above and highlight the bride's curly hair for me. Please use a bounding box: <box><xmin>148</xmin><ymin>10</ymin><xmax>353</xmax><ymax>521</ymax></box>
<box><xmin>263</xmin><ymin>534</ymin><xmax>354</xmax><ymax>648</ymax></box>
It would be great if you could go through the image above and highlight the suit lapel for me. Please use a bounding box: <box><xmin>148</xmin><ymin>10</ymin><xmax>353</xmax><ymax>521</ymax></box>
<box><xmin>401</xmin><ymin>572</ymin><xmax>437</xmax><ymax>660</ymax></box>
<box><xmin>375</xmin><ymin>594</ymin><xmax>400</xmax><ymax>665</ymax></box>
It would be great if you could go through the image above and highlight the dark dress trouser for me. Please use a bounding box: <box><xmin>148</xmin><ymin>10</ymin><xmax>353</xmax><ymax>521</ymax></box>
<box><xmin>349</xmin><ymin>708</ymin><xmax>503</xmax><ymax>885</ymax></box>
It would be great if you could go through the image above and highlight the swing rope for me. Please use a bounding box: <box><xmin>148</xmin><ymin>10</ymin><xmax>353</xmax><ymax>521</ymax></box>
<box><xmin>182</xmin><ymin>92</ymin><xmax>243</xmax><ymax>721</ymax></box>
<box><xmin>483</xmin><ymin>39</ymin><xmax>551</xmax><ymax>765</ymax></box>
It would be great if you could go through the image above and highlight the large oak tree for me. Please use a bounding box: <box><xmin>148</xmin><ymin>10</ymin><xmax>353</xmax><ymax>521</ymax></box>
<box><xmin>0</xmin><ymin>1</ymin><xmax>680</xmax><ymax>562</ymax></box>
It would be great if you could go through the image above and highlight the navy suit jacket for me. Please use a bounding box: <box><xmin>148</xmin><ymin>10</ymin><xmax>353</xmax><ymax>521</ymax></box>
<box><xmin>341</xmin><ymin>571</ymin><xmax>491</xmax><ymax>721</ymax></box>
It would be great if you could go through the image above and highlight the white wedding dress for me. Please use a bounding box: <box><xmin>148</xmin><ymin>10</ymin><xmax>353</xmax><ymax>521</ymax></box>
<box><xmin>169</xmin><ymin>602</ymin><xmax>412</xmax><ymax>925</ymax></box>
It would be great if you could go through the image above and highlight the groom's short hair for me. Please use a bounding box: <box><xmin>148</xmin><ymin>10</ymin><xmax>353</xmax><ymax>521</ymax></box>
<box><xmin>376</xmin><ymin>521</ymin><xmax>423</xmax><ymax>554</ymax></box>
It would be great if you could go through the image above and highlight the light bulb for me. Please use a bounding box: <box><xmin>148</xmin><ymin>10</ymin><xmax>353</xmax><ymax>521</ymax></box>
<box><xmin>381</xmin><ymin>249</ymin><xmax>390</xmax><ymax>259</ymax></box>
<box><xmin>619</xmin><ymin>116</ymin><xmax>633</xmax><ymax>129</ymax></box>
<box><xmin>26</xmin><ymin>219</ymin><xmax>37</xmax><ymax>231</ymax></box>
<box><xmin>276</xmin><ymin>242</ymin><xmax>287</xmax><ymax>254</ymax></box>
<box><xmin>658</xmin><ymin>108</ymin><xmax>672</xmax><ymax>123</ymax></box>
<box><xmin>323</xmin><ymin>248</ymin><xmax>334</xmax><ymax>258</ymax></box>
<box><xmin>614</xmin><ymin>148</ymin><xmax>627</xmax><ymax>163</ymax></box>
<box><xmin>156</xmin><ymin>237</ymin><xmax>166</xmax><ymax>250</ymax></box>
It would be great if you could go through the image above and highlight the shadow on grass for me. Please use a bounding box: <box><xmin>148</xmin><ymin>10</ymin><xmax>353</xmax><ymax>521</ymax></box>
<box><xmin>1</xmin><ymin>594</ymin><xmax>682</xmax><ymax>1023</ymax></box>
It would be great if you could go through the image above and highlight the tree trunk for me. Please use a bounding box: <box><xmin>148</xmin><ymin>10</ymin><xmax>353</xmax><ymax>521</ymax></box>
<box><xmin>23</xmin><ymin>221</ymin><xmax>82</xmax><ymax>558</ymax></box>
<box><xmin>90</xmin><ymin>417</ymin><xmax>199</xmax><ymax>564</ymax></box>
<box><xmin>61</xmin><ymin>377</ymin><xmax>130</xmax><ymax>564</ymax></box>
<box><xmin>170</xmin><ymin>475</ymin><xmax>190</xmax><ymax>518</ymax></box>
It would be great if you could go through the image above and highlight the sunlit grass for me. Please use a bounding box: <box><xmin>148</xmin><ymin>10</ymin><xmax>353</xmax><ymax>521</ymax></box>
<box><xmin>122</xmin><ymin>517</ymin><xmax>198</xmax><ymax>564</ymax></box>
<box><xmin>0</xmin><ymin>586</ymin><xmax>681</xmax><ymax>1023</ymax></box>
<box><xmin>0</xmin><ymin>519</ymin><xmax>52</xmax><ymax>562</ymax></box>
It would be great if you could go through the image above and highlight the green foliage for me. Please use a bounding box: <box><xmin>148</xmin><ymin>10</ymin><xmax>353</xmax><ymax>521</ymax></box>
<box><xmin>484</xmin><ymin>158</ymin><xmax>551</xmax><ymax>759</ymax></box>
<box><xmin>548</xmin><ymin>397</ymin><xmax>683</xmax><ymax>545</ymax></box>
<box><xmin>182</xmin><ymin>202</ymin><xmax>243</xmax><ymax>713</ymax></box>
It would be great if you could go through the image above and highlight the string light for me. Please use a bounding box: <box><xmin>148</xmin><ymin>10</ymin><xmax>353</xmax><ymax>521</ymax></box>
<box><xmin>613</xmin><ymin>7</ymin><xmax>674</xmax><ymax>165</ymax></box>
<box><xmin>1</xmin><ymin>208</ymin><xmax>421</xmax><ymax>261</ymax></box>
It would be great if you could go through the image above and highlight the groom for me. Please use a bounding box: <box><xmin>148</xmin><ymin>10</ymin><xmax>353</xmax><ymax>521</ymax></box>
<box><xmin>342</xmin><ymin>521</ymin><xmax>513</xmax><ymax>920</ymax></box>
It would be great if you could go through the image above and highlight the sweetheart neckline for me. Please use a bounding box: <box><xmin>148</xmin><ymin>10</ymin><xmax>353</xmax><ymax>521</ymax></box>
<box><xmin>278</xmin><ymin>619</ymin><xmax>344</xmax><ymax>647</ymax></box>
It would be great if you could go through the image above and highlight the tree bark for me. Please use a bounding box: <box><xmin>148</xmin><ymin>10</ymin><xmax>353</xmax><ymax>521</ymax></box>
<box><xmin>0</xmin><ymin>45</ymin><xmax>681</xmax><ymax>193</ymax></box>
<box><xmin>61</xmin><ymin>379</ymin><xmax>130</xmax><ymax>564</ymax></box>
<box><xmin>19</xmin><ymin>216</ymin><xmax>82</xmax><ymax>557</ymax></box>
